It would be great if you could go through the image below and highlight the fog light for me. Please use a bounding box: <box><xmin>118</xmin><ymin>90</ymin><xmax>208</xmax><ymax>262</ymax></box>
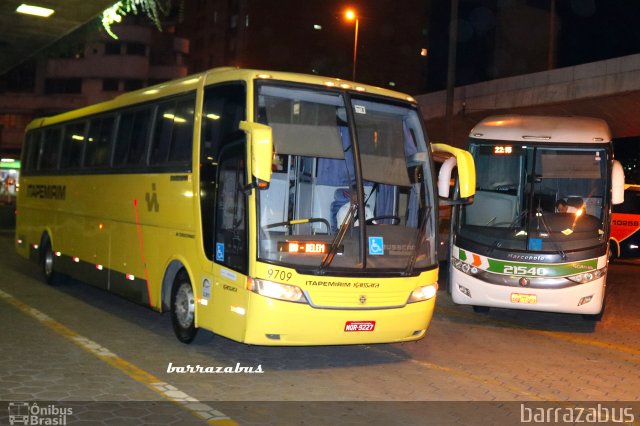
<box><xmin>578</xmin><ymin>295</ymin><xmax>593</xmax><ymax>306</ymax></box>
<box><xmin>458</xmin><ymin>284</ymin><xmax>471</xmax><ymax>298</ymax></box>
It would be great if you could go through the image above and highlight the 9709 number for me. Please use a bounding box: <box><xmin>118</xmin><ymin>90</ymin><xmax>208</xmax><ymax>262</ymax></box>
<box><xmin>266</xmin><ymin>268</ymin><xmax>292</xmax><ymax>281</ymax></box>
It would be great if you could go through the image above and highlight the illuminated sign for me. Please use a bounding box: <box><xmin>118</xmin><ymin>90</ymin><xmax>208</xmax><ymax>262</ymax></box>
<box><xmin>279</xmin><ymin>241</ymin><xmax>328</xmax><ymax>254</ymax></box>
<box><xmin>0</xmin><ymin>159</ymin><xmax>20</xmax><ymax>169</ymax></box>
<box><xmin>494</xmin><ymin>146</ymin><xmax>513</xmax><ymax>155</ymax></box>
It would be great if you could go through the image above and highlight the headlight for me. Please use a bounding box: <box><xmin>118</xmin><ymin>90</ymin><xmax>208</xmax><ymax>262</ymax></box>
<box><xmin>407</xmin><ymin>284</ymin><xmax>438</xmax><ymax>303</ymax></box>
<box><xmin>567</xmin><ymin>267</ymin><xmax>607</xmax><ymax>284</ymax></box>
<box><xmin>452</xmin><ymin>259</ymin><xmax>480</xmax><ymax>276</ymax></box>
<box><xmin>248</xmin><ymin>278</ymin><xmax>308</xmax><ymax>304</ymax></box>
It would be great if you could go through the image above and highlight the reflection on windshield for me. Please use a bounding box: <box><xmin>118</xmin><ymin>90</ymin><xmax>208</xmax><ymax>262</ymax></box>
<box><xmin>460</xmin><ymin>143</ymin><xmax>608</xmax><ymax>253</ymax></box>
<box><xmin>255</xmin><ymin>83</ymin><xmax>437</xmax><ymax>273</ymax></box>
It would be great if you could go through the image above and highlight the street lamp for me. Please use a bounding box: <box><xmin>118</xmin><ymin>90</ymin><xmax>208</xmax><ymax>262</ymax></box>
<box><xmin>345</xmin><ymin>8</ymin><xmax>359</xmax><ymax>81</ymax></box>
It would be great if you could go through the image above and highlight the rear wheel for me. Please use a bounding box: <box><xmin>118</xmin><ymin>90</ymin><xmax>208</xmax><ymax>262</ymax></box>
<box><xmin>171</xmin><ymin>271</ymin><xmax>199</xmax><ymax>344</ymax></box>
<box><xmin>40</xmin><ymin>237</ymin><xmax>64</xmax><ymax>285</ymax></box>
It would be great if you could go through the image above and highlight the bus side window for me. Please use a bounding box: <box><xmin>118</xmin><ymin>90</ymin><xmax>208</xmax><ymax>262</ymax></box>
<box><xmin>39</xmin><ymin>127</ymin><xmax>62</xmax><ymax>171</ymax></box>
<box><xmin>23</xmin><ymin>131</ymin><xmax>41</xmax><ymax>173</ymax></box>
<box><xmin>150</xmin><ymin>94</ymin><xmax>195</xmax><ymax>167</ymax></box>
<box><xmin>85</xmin><ymin>115</ymin><xmax>115</xmax><ymax>168</ymax></box>
<box><xmin>168</xmin><ymin>97</ymin><xmax>195</xmax><ymax>163</ymax></box>
<box><xmin>60</xmin><ymin>121</ymin><xmax>87</xmax><ymax>170</ymax></box>
<box><xmin>127</xmin><ymin>108</ymin><xmax>153</xmax><ymax>165</ymax></box>
<box><xmin>215</xmin><ymin>144</ymin><xmax>247</xmax><ymax>273</ymax></box>
<box><xmin>114</xmin><ymin>109</ymin><xmax>153</xmax><ymax>167</ymax></box>
<box><xmin>150</xmin><ymin>100</ymin><xmax>176</xmax><ymax>165</ymax></box>
<box><xmin>113</xmin><ymin>111</ymin><xmax>134</xmax><ymax>167</ymax></box>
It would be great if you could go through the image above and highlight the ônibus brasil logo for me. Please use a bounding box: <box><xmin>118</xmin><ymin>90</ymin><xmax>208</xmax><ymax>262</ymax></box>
<box><xmin>7</xmin><ymin>402</ymin><xmax>72</xmax><ymax>425</ymax></box>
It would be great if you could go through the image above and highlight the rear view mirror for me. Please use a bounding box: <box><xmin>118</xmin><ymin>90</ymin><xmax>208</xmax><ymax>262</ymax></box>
<box><xmin>611</xmin><ymin>160</ymin><xmax>625</xmax><ymax>205</ymax></box>
<box><xmin>431</xmin><ymin>143</ymin><xmax>476</xmax><ymax>204</ymax></box>
<box><xmin>240</xmin><ymin>121</ymin><xmax>273</xmax><ymax>189</ymax></box>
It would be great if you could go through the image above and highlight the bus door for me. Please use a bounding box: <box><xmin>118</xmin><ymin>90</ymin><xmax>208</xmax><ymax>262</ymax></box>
<box><xmin>211</xmin><ymin>142</ymin><xmax>249</xmax><ymax>338</ymax></box>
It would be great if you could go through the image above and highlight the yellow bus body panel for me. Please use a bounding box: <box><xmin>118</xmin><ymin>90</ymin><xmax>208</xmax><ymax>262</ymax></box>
<box><xmin>16</xmin><ymin>67</ymin><xmax>446</xmax><ymax>345</ymax></box>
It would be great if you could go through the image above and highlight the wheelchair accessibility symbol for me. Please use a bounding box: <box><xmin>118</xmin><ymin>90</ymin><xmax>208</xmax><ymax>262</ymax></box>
<box><xmin>216</xmin><ymin>243</ymin><xmax>225</xmax><ymax>261</ymax></box>
<box><xmin>368</xmin><ymin>237</ymin><xmax>384</xmax><ymax>255</ymax></box>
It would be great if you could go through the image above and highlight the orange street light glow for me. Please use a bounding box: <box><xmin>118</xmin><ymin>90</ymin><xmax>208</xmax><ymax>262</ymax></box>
<box><xmin>345</xmin><ymin>9</ymin><xmax>356</xmax><ymax>20</ymax></box>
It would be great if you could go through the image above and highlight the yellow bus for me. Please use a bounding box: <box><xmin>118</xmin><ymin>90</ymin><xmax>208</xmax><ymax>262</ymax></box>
<box><xmin>15</xmin><ymin>68</ymin><xmax>474</xmax><ymax>345</ymax></box>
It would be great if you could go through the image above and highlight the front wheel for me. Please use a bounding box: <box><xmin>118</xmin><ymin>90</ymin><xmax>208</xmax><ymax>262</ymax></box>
<box><xmin>608</xmin><ymin>241</ymin><xmax>618</xmax><ymax>263</ymax></box>
<box><xmin>171</xmin><ymin>272</ymin><xmax>199</xmax><ymax>344</ymax></box>
<box><xmin>582</xmin><ymin>296</ymin><xmax>606</xmax><ymax>322</ymax></box>
<box><xmin>472</xmin><ymin>305</ymin><xmax>490</xmax><ymax>314</ymax></box>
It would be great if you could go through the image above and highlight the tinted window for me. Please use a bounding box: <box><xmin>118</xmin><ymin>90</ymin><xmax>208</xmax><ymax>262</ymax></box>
<box><xmin>168</xmin><ymin>99</ymin><xmax>195</xmax><ymax>162</ymax></box>
<box><xmin>85</xmin><ymin>116</ymin><xmax>115</xmax><ymax>168</ymax></box>
<box><xmin>201</xmin><ymin>84</ymin><xmax>246</xmax><ymax>162</ymax></box>
<box><xmin>23</xmin><ymin>131</ymin><xmax>41</xmax><ymax>173</ymax></box>
<box><xmin>39</xmin><ymin>127</ymin><xmax>62</xmax><ymax>170</ymax></box>
<box><xmin>150</xmin><ymin>100</ymin><xmax>175</xmax><ymax>164</ymax></box>
<box><xmin>60</xmin><ymin>122</ymin><xmax>86</xmax><ymax>169</ymax></box>
<box><xmin>200</xmin><ymin>83</ymin><xmax>246</xmax><ymax>260</ymax></box>
<box><xmin>614</xmin><ymin>189</ymin><xmax>640</xmax><ymax>213</ymax></box>
<box><xmin>114</xmin><ymin>108</ymin><xmax>152</xmax><ymax>167</ymax></box>
<box><xmin>150</xmin><ymin>94</ymin><xmax>195</xmax><ymax>166</ymax></box>
<box><xmin>215</xmin><ymin>145</ymin><xmax>247</xmax><ymax>272</ymax></box>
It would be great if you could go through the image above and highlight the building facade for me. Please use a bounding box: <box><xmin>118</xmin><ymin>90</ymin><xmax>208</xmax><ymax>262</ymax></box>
<box><xmin>0</xmin><ymin>18</ymin><xmax>188</xmax><ymax>160</ymax></box>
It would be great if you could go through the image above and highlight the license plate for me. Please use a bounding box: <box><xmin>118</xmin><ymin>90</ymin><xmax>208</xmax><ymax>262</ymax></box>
<box><xmin>344</xmin><ymin>321</ymin><xmax>376</xmax><ymax>332</ymax></box>
<box><xmin>511</xmin><ymin>293</ymin><xmax>537</xmax><ymax>304</ymax></box>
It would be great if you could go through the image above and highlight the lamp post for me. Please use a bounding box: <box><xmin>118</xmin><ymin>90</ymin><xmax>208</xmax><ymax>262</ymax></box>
<box><xmin>345</xmin><ymin>9</ymin><xmax>359</xmax><ymax>81</ymax></box>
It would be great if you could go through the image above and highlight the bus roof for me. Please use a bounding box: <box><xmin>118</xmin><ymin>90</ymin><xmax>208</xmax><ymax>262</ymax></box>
<box><xmin>25</xmin><ymin>67</ymin><xmax>415</xmax><ymax>131</ymax></box>
<box><xmin>469</xmin><ymin>114</ymin><xmax>612</xmax><ymax>144</ymax></box>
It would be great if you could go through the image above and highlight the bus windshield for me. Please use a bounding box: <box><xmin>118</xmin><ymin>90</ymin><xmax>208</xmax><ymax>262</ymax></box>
<box><xmin>256</xmin><ymin>83</ymin><xmax>436</xmax><ymax>273</ymax></box>
<box><xmin>459</xmin><ymin>142</ymin><xmax>608</xmax><ymax>253</ymax></box>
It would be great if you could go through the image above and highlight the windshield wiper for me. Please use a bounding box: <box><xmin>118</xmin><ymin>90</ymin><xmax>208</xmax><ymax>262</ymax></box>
<box><xmin>487</xmin><ymin>209</ymin><xmax>528</xmax><ymax>254</ymax></box>
<box><xmin>317</xmin><ymin>202</ymin><xmax>357</xmax><ymax>274</ymax></box>
<box><xmin>403</xmin><ymin>205</ymin><xmax>432</xmax><ymax>276</ymax></box>
<box><xmin>534</xmin><ymin>206</ymin><xmax>567</xmax><ymax>261</ymax></box>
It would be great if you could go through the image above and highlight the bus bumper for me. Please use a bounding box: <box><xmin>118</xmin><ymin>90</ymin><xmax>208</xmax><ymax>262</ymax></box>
<box><xmin>450</xmin><ymin>268</ymin><xmax>605</xmax><ymax>315</ymax></box>
<box><xmin>242</xmin><ymin>294</ymin><xmax>436</xmax><ymax>346</ymax></box>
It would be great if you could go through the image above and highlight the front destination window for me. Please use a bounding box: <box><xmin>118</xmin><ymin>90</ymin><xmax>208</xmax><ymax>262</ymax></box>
<box><xmin>256</xmin><ymin>83</ymin><xmax>437</xmax><ymax>274</ymax></box>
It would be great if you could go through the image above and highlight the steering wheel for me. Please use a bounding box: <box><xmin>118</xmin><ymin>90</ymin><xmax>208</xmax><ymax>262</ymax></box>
<box><xmin>365</xmin><ymin>215</ymin><xmax>401</xmax><ymax>225</ymax></box>
<box><xmin>264</xmin><ymin>218</ymin><xmax>330</xmax><ymax>233</ymax></box>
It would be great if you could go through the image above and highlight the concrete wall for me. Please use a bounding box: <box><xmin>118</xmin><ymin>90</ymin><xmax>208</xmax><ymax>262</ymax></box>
<box><xmin>418</xmin><ymin>53</ymin><xmax>640</xmax><ymax>146</ymax></box>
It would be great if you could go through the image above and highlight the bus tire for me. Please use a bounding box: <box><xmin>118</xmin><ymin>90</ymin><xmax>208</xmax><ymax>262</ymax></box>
<box><xmin>472</xmin><ymin>305</ymin><xmax>490</xmax><ymax>314</ymax></box>
<box><xmin>171</xmin><ymin>271</ymin><xmax>199</xmax><ymax>344</ymax></box>
<box><xmin>40</xmin><ymin>236</ymin><xmax>64</xmax><ymax>285</ymax></box>
<box><xmin>608</xmin><ymin>241</ymin><xmax>618</xmax><ymax>263</ymax></box>
<box><xmin>582</xmin><ymin>297</ymin><xmax>606</xmax><ymax>322</ymax></box>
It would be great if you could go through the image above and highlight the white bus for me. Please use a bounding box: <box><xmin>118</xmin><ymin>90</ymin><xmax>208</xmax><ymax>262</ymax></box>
<box><xmin>449</xmin><ymin>115</ymin><xmax>625</xmax><ymax>319</ymax></box>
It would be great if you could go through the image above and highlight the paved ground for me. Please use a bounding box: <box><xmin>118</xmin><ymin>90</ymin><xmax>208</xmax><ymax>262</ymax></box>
<box><xmin>0</xmin><ymin>228</ymin><xmax>639</xmax><ymax>425</ymax></box>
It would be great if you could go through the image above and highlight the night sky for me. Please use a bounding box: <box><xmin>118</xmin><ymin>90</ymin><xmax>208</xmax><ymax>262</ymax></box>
<box><xmin>425</xmin><ymin>0</ymin><xmax>640</xmax><ymax>91</ymax></box>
